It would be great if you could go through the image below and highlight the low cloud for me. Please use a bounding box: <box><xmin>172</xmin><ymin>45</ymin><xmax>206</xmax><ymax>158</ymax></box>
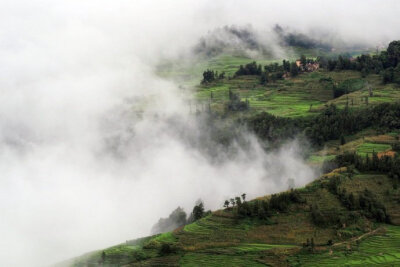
<box><xmin>0</xmin><ymin>1</ymin><xmax>399</xmax><ymax>266</ymax></box>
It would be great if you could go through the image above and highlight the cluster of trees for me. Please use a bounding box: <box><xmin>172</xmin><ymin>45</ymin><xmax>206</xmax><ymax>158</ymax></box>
<box><xmin>246</xmin><ymin>102</ymin><xmax>400</xmax><ymax>146</ymax></box>
<box><xmin>247</xmin><ymin>111</ymin><xmax>301</xmax><ymax>142</ymax></box>
<box><xmin>224</xmin><ymin>190</ymin><xmax>305</xmax><ymax>219</ymax></box>
<box><xmin>325</xmin><ymin>174</ymin><xmax>390</xmax><ymax>223</ymax></box>
<box><xmin>382</xmin><ymin>65</ymin><xmax>400</xmax><ymax>84</ymax></box>
<box><xmin>234</xmin><ymin>59</ymin><xmax>303</xmax><ymax>85</ymax></box>
<box><xmin>335</xmin><ymin>152</ymin><xmax>400</xmax><ymax>182</ymax></box>
<box><xmin>304</xmin><ymin>104</ymin><xmax>370</xmax><ymax>145</ymax></box>
<box><xmin>191</xmin><ymin>201</ymin><xmax>205</xmax><ymax>221</ymax></box>
<box><xmin>305</xmin><ymin>102</ymin><xmax>400</xmax><ymax>145</ymax></box>
<box><xmin>150</xmin><ymin>207</ymin><xmax>187</xmax><ymax>234</ymax></box>
<box><xmin>235</xmin><ymin>61</ymin><xmax>262</xmax><ymax>76</ymax></box>
<box><xmin>151</xmin><ymin>201</ymin><xmax>207</xmax><ymax>235</ymax></box>
<box><xmin>311</xmin><ymin>203</ymin><xmax>343</xmax><ymax>227</ymax></box>
<box><xmin>260</xmin><ymin>60</ymin><xmax>300</xmax><ymax>84</ymax></box>
<box><xmin>227</xmin><ymin>89</ymin><xmax>249</xmax><ymax>111</ymax></box>
<box><xmin>201</xmin><ymin>69</ymin><xmax>225</xmax><ymax>84</ymax></box>
<box><xmin>310</xmin><ymin>203</ymin><xmax>360</xmax><ymax>228</ymax></box>
<box><xmin>358</xmin><ymin>189</ymin><xmax>389</xmax><ymax>222</ymax></box>
<box><xmin>319</xmin><ymin>40</ymin><xmax>400</xmax><ymax>84</ymax></box>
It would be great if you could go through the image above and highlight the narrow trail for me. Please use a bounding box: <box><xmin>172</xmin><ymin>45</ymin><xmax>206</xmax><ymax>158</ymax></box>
<box><xmin>332</xmin><ymin>227</ymin><xmax>384</xmax><ymax>247</ymax></box>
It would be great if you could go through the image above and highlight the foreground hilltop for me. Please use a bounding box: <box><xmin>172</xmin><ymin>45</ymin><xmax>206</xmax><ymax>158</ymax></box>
<box><xmin>67</xmin><ymin>163</ymin><xmax>400</xmax><ymax>266</ymax></box>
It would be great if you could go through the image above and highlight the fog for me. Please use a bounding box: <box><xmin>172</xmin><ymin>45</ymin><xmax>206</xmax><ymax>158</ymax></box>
<box><xmin>1</xmin><ymin>1</ymin><xmax>399</xmax><ymax>266</ymax></box>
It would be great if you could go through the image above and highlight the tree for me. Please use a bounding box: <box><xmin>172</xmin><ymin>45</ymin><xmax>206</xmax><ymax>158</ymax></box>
<box><xmin>235</xmin><ymin>196</ymin><xmax>242</xmax><ymax>206</ymax></box>
<box><xmin>235</xmin><ymin>61</ymin><xmax>262</xmax><ymax>76</ymax></box>
<box><xmin>151</xmin><ymin>207</ymin><xmax>187</xmax><ymax>234</ymax></box>
<box><xmin>258</xmin><ymin>205</ymin><xmax>266</xmax><ymax>220</ymax></box>
<box><xmin>230</xmin><ymin>198</ymin><xmax>236</xmax><ymax>207</ymax></box>
<box><xmin>283</xmin><ymin>59</ymin><xmax>291</xmax><ymax>72</ymax></box>
<box><xmin>227</xmin><ymin>90</ymin><xmax>249</xmax><ymax>111</ymax></box>
<box><xmin>394</xmin><ymin>65</ymin><xmax>400</xmax><ymax>84</ymax></box>
<box><xmin>260</xmin><ymin>72</ymin><xmax>269</xmax><ymax>85</ymax></box>
<box><xmin>241</xmin><ymin>193</ymin><xmax>246</xmax><ymax>202</ymax></box>
<box><xmin>224</xmin><ymin>200</ymin><xmax>230</xmax><ymax>208</ymax></box>
<box><xmin>300</xmin><ymin>55</ymin><xmax>307</xmax><ymax>66</ymax></box>
<box><xmin>290</xmin><ymin>62</ymin><xmax>299</xmax><ymax>77</ymax></box>
<box><xmin>387</xmin><ymin>40</ymin><xmax>400</xmax><ymax>67</ymax></box>
<box><xmin>340</xmin><ymin>135</ymin><xmax>346</xmax><ymax>145</ymax></box>
<box><xmin>192</xmin><ymin>201</ymin><xmax>204</xmax><ymax>221</ymax></box>
<box><xmin>201</xmin><ymin>69</ymin><xmax>215</xmax><ymax>84</ymax></box>
<box><xmin>382</xmin><ymin>67</ymin><xmax>394</xmax><ymax>84</ymax></box>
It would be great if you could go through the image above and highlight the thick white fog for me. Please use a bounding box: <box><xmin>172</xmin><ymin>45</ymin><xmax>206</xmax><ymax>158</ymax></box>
<box><xmin>1</xmin><ymin>1</ymin><xmax>399</xmax><ymax>266</ymax></box>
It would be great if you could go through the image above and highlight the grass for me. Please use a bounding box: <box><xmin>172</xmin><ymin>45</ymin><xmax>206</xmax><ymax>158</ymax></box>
<box><xmin>183</xmin><ymin>218</ymin><xmax>214</xmax><ymax>235</ymax></box>
<box><xmin>234</xmin><ymin>243</ymin><xmax>295</xmax><ymax>252</ymax></box>
<box><xmin>154</xmin><ymin>231</ymin><xmax>177</xmax><ymax>243</ymax></box>
<box><xmin>179</xmin><ymin>253</ymin><xmax>265</xmax><ymax>266</ymax></box>
<box><xmin>70</xmin><ymin>172</ymin><xmax>400</xmax><ymax>267</ymax></box>
<box><xmin>288</xmin><ymin>225</ymin><xmax>400</xmax><ymax>266</ymax></box>
<box><xmin>158</xmin><ymin>50</ymin><xmax>400</xmax><ymax>119</ymax></box>
<box><xmin>196</xmin><ymin>71</ymin><xmax>333</xmax><ymax>117</ymax></box>
<box><xmin>194</xmin><ymin>68</ymin><xmax>400</xmax><ymax>118</ymax></box>
<box><xmin>69</xmin><ymin>50</ymin><xmax>400</xmax><ymax>266</ymax></box>
<box><xmin>356</xmin><ymin>143</ymin><xmax>392</xmax><ymax>157</ymax></box>
<box><xmin>157</xmin><ymin>54</ymin><xmax>278</xmax><ymax>87</ymax></box>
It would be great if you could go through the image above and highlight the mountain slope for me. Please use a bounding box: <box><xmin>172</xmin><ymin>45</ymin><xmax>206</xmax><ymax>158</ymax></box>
<box><xmin>67</xmin><ymin>167</ymin><xmax>400</xmax><ymax>266</ymax></box>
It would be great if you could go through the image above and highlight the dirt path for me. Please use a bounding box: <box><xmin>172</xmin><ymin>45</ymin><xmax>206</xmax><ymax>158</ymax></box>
<box><xmin>332</xmin><ymin>227</ymin><xmax>384</xmax><ymax>247</ymax></box>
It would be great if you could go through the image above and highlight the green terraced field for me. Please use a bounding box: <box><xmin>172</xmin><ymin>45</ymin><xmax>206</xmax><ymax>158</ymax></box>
<box><xmin>196</xmin><ymin>71</ymin><xmax>333</xmax><ymax>117</ymax></box>
<box><xmin>234</xmin><ymin>243</ymin><xmax>295</xmax><ymax>252</ymax></box>
<box><xmin>69</xmin><ymin>172</ymin><xmax>400</xmax><ymax>267</ymax></box>
<box><xmin>179</xmin><ymin>252</ymin><xmax>265</xmax><ymax>266</ymax></box>
<box><xmin>67</xmin><ymin>48</ymin><xmax>400</xmax><ymax>266</ymax></box>
<box><xmin>157</xmin><ymin>54</ymin><xmax>278</xmax><ymax>87</ymax></box>
<box><xmin>194</xmin><ymin>68</ymin><xmax>400</xmax><ymax>118</ymax></box>
<box><xmin>288</xmin><ymin>225</ymin><xmax>400</xmax><ymax>266</ymax></box>
<box><xmin>154</xmin><ymin>232</ymin><xmax>177</xmax><ymax>243</ymax></box>
<box><xmin>356</xmin><ymin>143</ymin><xmax>392</xmax><ymax>156</ymax></box>
<box><xmin>183</xmin><ymin>220</ymin><xmax>214</xmax><ymax>235</ymax></box>
<box><xmin>159</xmin><ymin>51</ymin><xmax>400</xmax><ymax>119</ymax></box>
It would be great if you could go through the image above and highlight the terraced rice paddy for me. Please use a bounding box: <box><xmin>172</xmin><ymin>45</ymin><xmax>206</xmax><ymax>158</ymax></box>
<box><xmin>356</xmin><ymin>143</ymin><xmax>392</xmax><ymax>157</ymax></box>
<box><xmin>288</xmin><ymin>225</ymin><xmax>400</xmax><ymax>266</ymax></box>
<box><xmin>179</xmin><ymin>253</ymin><xmax>265</xmax><ymax>266</ymax></box>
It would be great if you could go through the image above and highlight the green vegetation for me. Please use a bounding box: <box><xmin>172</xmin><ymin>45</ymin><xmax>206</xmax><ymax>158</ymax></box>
<box><xmin>68</xmin><ymin>41</ymin><xmax>400</xmax><ymax>266</ymax></box>
<box><xmin>179</xmin><ymin>253</ymin><xmax>265</xmax><ymax>266</ymax></box>
<box><xmin>356</xmin><ymin>143</ymin><xmax>392</xmax><ymax>156</ymax></box>
<box><xmin>71</xmin><ymin>166</ymin><xmax>400</xmax><ymax>266</ymax></box>
<box><xmin>288</xmin><ymin>225</ymin><xmax>400</xmax><ymax>266</ymax></box>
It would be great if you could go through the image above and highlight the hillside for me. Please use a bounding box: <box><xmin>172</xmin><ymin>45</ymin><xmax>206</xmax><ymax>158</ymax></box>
<box><xmin>65</xmin><ymin>44</ymin><xmax>400</xmax><ymax>266</ymax></box>
<box><xmin>66</xmin><ymin>169</ymin><xmax>400</xmax><ymax>266</ymax></box>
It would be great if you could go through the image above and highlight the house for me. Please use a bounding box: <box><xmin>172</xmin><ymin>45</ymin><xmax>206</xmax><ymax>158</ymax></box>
<box><xmin>296</xmin><ymin>59</ymin><xmax>319</xmax><ymax>72</ymax></box>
